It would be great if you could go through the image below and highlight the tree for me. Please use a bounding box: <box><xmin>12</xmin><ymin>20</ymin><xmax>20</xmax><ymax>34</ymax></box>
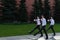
<box><xmin>44</xmin><ymin>0</ymin><xmax>50</xmax><ymax>18</ymax></box>
<box><xmin>19</xmin><ymin>0</ymin><xmax>28</xmax><ymax>22</ymax></box>
<box><xmin>2</xmin><ymin>0</ymin><xmax>16</xmax><ymax>22</ymax></box>
<box><xmin>0</xmin><ymin>0</ymin><xmax>4</xmax><ymax>23</ymax></box>
<box><xmin>30</xmin><ymin>0</ymin><xmax>42</xmax><ymax>21</ymax></box>
<box><xmin>54</xmin><ymin>0</ymin><xmax>60</xmax><ymax>22</ymax></box>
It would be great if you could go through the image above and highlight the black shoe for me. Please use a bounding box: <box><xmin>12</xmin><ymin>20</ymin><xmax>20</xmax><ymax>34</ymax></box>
<box><xmin>45</xmin><ymin>37</ymin><xmax>48</xmax><ymax>39</ymax></box>
<box><xmin>34</xmin><ymin>33</ymin><xmax>37</xmax><ymax>36</ymax></box>
<box><xmin>40</xmin><ymin>35</ymin><xmax>43</xmax><ymax>37</ymax></box>
<box><xmin>53</xmin><ymin>34</ymin><xmax>56</xmax><ymax>36</ymax></box>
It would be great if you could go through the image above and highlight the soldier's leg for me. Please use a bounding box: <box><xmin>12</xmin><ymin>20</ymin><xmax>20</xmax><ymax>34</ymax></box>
<box><xmin>34</xmin><ymin>26</ymin><xmax>43</xmax><ymax>36</ymax></box>
<box><xmin>47</xmin><ymin>26</ymin><xmax>51</xmax><ymax>31</ymax></box>
<box><xmin>37</xmin><ymin>26</ymin><xmax>43</xmax><ymax>36</ymax></box>
<box><xmin>51</xmin><ymin>25</ymin><xmax>56</xmax><ymax>36</ymax></box>
<box><xmin>43</xmin><ymin>26</ymin><xmax>48</xmax><ymax>39</ymax></box>
<box><xmin>29</xmin><ymin>25</ymin><xmax>38</xmax><ymax>34</ymax></box>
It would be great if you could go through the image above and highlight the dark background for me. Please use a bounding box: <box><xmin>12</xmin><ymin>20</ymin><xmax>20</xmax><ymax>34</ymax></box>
<box><xmin>0</xmin><ymin>0</ymin><xmax>60</xmax><ymax>23</ymax></box>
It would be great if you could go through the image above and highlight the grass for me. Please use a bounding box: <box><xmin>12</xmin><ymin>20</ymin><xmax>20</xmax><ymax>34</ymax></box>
<box><xmin>0</xmin><ymin>23</ymin><xmax>59</xmax><ymax>37</ymax></box>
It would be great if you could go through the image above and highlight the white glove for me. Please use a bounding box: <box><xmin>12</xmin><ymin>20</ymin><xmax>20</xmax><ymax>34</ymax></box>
<box><xmin>47</xmin><ymin>20</ymin><xmax>49</xmax><ymax>21</ymax></box>
<box><xmin>34</xmin><ymin>19</ymin><xmax>36</xmax><ymax>21</ymax></box>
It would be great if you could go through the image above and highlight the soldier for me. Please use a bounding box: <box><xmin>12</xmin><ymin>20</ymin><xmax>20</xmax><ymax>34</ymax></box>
<box><xmin>29</xmin><ymin>16</ymin><xmax>43</xmax><ymax>37</ymax></box>
<box><xmin>34</xmin><ymin>15</ymin><xmax>48</xmax><ymax>39</ymax></box>
<box><xmin>47</xmin><ymin>17</ymin><xmax>56</xmax><ymax>36</ymax></box>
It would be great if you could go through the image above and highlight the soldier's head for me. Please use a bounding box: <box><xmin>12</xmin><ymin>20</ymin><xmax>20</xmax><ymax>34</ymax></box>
<box><xmin>49</xmin><ymin>17</ymin><xmax>53</xmax><ymax>19</ymax></box>
<box><xmin>37</xmin><ymin>16</ymin><xmax>39</xmax><ymax>19</ymax></box>
<box><xmin>41</xmin><ymin>15</ymin><xmax>44</xmax><ymax>18</ymax></box>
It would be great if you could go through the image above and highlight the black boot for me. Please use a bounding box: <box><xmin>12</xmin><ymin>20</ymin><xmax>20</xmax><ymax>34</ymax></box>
<box><xmin>40</xmin><ymin>35</ymin><xmax>43</xmax><ymax>37</ymax></box>
<box><xmin>34</xmin><ymin>33</ymin><xmax>37</xmax><ymax>36</ymax></box>
<box><xmin>53</xmin><ymin>33</ymin><xmax>56</xmax><ymax>36</ymax></box>
<box><xmin>45</xmin><ymin>36</ymin><xmax>48</xmax><ymax>39</ymax></box>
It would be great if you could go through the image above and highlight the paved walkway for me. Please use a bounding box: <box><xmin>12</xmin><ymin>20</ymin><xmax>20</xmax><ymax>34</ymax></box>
<box><xmin>0</xmin><ymin>33</ymin><xmax>60</xmax><ymax>40</ymax></box>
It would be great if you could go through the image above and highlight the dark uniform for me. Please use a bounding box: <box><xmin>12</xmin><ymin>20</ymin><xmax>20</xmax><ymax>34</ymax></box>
<box><xmin>34</xmin><ymin>17</ymin><xmax>48</xmax><ymax>39</ymax></box>
<box><xmin>47</xmin><ymin>17</ymin><xmax>56</xmax><ymax>36</ymax></box>
<box><xmin>29</xmin><ymin>17</ymin><xmax>43</xmax><ymax>36</ymax></box>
